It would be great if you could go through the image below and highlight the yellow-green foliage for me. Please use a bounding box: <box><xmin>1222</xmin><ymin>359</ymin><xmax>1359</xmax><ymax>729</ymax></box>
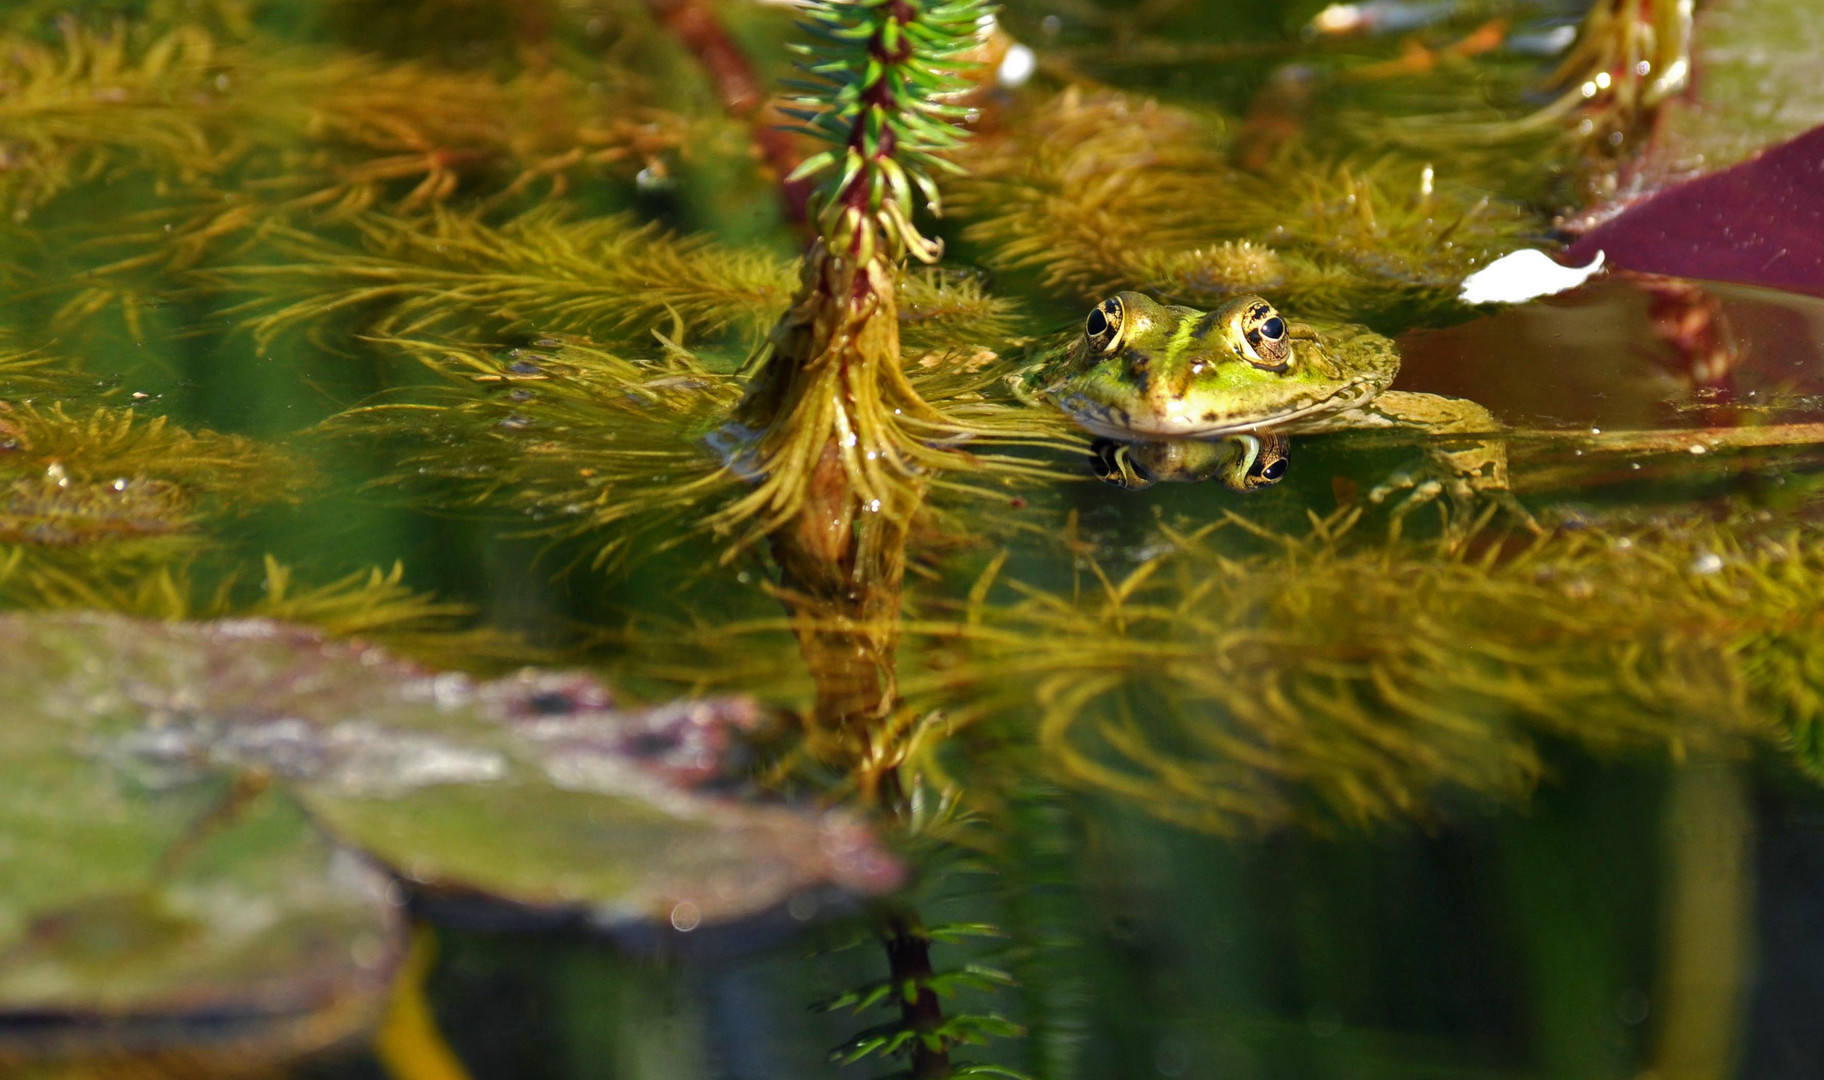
<box><xmin>948</xmin><ymin>88</ymin><xmax>1537</xmax><ymax>317</ymax></box>
<box><xmin>886</xmin><ymin>508</ymin><xmax>1824</xmax><ymax>833</ymax></box>
<box><xmin>0</xmin><ymin>340</ymin><xmax>68</xmax><ymax>396</ymax></box>
<box><xmin>0</xmin><ymin>24</ymin><xmax>228</xmax><ymax>221</ymax></box>
<box><xmin>0</xmin><ymin>19</ymin><xmax>686</xmax><ymax>224</ymax></box>
<box><xmin>0</xmin><ymin>0</ymin><xmax>256</xmax><ymax>37</ymax></box>
<box><xmin>0</xmin><ymin>401</ymin><xmax>307</xmax><ymax>509</ymax></box>
<box><xmin>221</xmin><ymin>208</ymin><xmax>1022</xmax><ymax>352</ymax></box>
<box><xmin>0</xmin><ymin>545</ymin><xmax>529</xmax><ymax>668</ymax></box>
<box><xmin>0</xmin><ymin>340</ymin><xmax>307</xmax><ymax>548</ymax></box>
<box><xmin>323</xmin><ymin>333</ymin><xmax>742</xmax><ymax>569</ymax></box>
<box><xmin>321</xmin><ymin>329</ymin><xmax>1080</xmax><ymax>569</ymax></box>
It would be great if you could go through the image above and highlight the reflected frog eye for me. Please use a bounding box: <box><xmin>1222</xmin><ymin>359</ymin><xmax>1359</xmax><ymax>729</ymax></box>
<box><xmin>1233</xmin><ymin>433</ymin><xmax>1290</xmax><ymax>490</ymax></box>
<box><xmin>1085</xmin><ymin>296</ymin><xmax>1125</xmax><ymax>353</ymax></box>
<box><xmin>1237</xmin><ymin>300</ymin><xmax>1293</xmax><ymax>371</ymax></box>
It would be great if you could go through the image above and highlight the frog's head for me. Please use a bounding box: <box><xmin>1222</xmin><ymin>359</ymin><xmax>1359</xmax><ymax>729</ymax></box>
<box><xmin>1041</xmin><ymin>292</ymin><xmax>1399</xmax><ymax>439</ymax></box>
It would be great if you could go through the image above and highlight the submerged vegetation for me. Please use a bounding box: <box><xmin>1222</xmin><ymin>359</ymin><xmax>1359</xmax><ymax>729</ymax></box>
<box><xmin>0</xmin><ymin>18</ymin><xmax>684</xmax><ymax>226</ymax></box>
<box><xmin>937</xmin><ymin>509</ymin><xmax>1820</xmax><ymax>832</ymax></box>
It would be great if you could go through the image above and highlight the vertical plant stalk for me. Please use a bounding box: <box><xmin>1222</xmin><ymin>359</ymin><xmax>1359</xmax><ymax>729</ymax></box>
<box><xmin>886</xmin><ymin>915</ymin><xmax>954</xmax><ymax>1080</ymax></box>
<box><xmin>719</xmin><ymin>0</ymin><xmax>985</xmax><ymax>789</ymax></box>
<box><xmin>1548</xmin><ymin>0</ymin><xmax>1693</xmax><ymax>194</ymax></box>
<box><xmin>723</xmin><ymin>0</ymin><xmax>983</xmax><ymax>545</ymax></box>
<box><xmin>727</xmin><ymin>9</ymin><xmax>1002</xmax><ymax>1076</ymax></box>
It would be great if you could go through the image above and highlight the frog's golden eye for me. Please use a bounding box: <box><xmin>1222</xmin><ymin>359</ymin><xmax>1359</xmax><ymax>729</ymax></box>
<box><xmin>1253</xmin><ymin>452</ymin><xmax>1289</xmax><ymax>486</ymax></box>
<box><xmin>1085</xmin><ymin>296</ymin><xmax>1124</xmax><ymax>353</ymax></box>
<box><xmin>1237</xmin><ymin>300</ymin><xmax>1292</xmax><ymax>371</ymax></box>
<box><xmin>1223</xmin><ymin>433</ymin><xmax>1290</xmax><ymax>491</ymax></box>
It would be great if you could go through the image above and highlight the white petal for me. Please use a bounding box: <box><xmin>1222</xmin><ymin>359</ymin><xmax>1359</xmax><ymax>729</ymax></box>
<box><xmin>1458</xmin><ymin>249</ymin><xmax>1606</xmax><ymax>305</ymax></box>
<box><xmin>998</xmin><ymin>43</ymin><xmax>1037</xmax><ymax>88</ymax></box>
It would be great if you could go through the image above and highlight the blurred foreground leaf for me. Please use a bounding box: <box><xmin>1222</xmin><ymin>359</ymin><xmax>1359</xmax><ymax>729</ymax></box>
<box><xmin>0</xmin><ymin>612</ymin><xmax>903</xmax><ymax>1065</ymax></box>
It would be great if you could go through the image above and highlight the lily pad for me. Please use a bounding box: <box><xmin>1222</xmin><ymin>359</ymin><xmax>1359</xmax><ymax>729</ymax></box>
<box><xmin>0</xmin><ymin>612</ymin><xmax>902</xmax><ymax>1056</ymax></box>
<box><xmin>1562</xmin><ymin>0</ymin><xmax>1824</xmax><ymax>292</ymax></box>
<box><xmin>1566</xmin><ymin>124</ymin><xmax>1824</xmax><ymax>295</ymax></box>
<box><xmin>0</xmin><ymin>766</ymin><xmax>400</xmax><ymax>1063</ymax></box>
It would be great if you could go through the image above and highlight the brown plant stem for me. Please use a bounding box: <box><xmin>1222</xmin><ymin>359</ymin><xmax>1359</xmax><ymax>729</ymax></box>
<box><xmin>766</xmin><ymin>441</ymin><xmax>916</xmax><ymax>798</ymax></box>
<box><xmin>645</xmin><ymin>0</ymin><xmax>812</xmax><ymax>219</ymax></box>
<box><xmin>886</xmin><ymin>915</ymin><xmax>954</xmax><ymax>1079</ymax></box>
<box><xmin>730</xmin><ymin>246</ymin><xmax>951</xmax><ymax>535</ymax></box>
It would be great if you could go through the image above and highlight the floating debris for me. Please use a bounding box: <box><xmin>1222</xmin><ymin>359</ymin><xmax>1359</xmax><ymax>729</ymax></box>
<box><xmin>1459</xmin><ymin>248</ymin><xmax>1606</xmax><ymax>304</ymax></box>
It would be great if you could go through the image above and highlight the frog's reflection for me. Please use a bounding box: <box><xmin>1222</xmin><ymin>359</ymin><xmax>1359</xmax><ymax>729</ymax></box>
<box><xmin>1089</xmin><ymin>433</ymin><xmax>1289</xmax><ymax>491</ymax></box>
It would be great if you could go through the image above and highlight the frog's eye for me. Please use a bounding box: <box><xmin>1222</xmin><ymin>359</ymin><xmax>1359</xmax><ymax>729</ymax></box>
<box><xmin>1085</xmin><ymin>296</ymin><xmax>1124</xmax><ymax>353</ymax></box>
<box><xmin>1237</xmin><ymin>300</ymin><xmax>1292</xmax><ymax>371</ymax></box>
<box><xmin>1232</xmin><ymin>433</ymin><xmax>1290</xmax><ymax>490</ymax></box>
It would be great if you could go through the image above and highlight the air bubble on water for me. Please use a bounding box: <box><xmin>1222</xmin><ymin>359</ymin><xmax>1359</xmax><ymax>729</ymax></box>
<box><xmin>636</xmin><ymin>166</ymin><xmax>674</xmax><ymax>194</ymax></box>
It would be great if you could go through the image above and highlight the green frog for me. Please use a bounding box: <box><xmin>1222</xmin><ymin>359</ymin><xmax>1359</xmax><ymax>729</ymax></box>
<box><xmin>1032</xmin><ymin>291</ymin><xmax>1513</xmax><ymax>523</ymax></box>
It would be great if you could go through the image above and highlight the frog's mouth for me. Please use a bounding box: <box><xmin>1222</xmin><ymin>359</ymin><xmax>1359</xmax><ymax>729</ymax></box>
<box><xmin>1049</xmin><ymin>387</ymin><xmax>1367</xmax><ymax>440</ymax></box>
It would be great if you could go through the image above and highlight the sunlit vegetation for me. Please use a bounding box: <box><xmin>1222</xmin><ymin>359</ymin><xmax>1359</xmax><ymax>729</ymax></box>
<box><xmin>213</xmin><ymin>208</ymin><xmax>1019</xmax><ymax>353</ymax></box>
<box><xmin>1</xmin><ymin>0</ymin><xmax>1822</xmax><ymax>1074</ymax></box>
<box><xmin>0</xmin><ymin>20</ymin><xmax>685</xmax><ymax>227</ymax></box>
<box><xmin>948</xmin><ymin>87</ymin><xmax>1540</xmax><ymax>321</ymax></box>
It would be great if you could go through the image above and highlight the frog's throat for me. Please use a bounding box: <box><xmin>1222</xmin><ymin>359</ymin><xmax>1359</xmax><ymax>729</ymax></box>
<box><xmin>1049</xmin><ymin>382</ymin><xmax>1381</xmax><ymax>440</ymax></box>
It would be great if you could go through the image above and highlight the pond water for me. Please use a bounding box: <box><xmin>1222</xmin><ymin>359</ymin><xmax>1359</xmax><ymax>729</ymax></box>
<box><xmin>5</xmin><ymin>1</ymin><xmax>1824</xmax><ymax>1078</ymax></box>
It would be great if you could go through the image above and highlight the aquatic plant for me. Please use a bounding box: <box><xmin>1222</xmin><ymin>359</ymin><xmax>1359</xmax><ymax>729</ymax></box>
<box><xmin>1328</xmin><ymin>0</ymin><xmax>1697</xmax><ymax>203</ymax></box>
<box><xmin>907</xmin><ymin>506</ymin><xmax>1824</xmax><ymax>834</ymax></box>
<box><xmin>0</xmin><ymin>17</ymin><xmax>685</xmax><ymax>231</ymax></box>
<box><xmin>321</xmin><ymin>332</ymin><xmax>742</xmax><ymax>574</ymax></box>
<box><xmin>824</xmin><ymin>915</ymin><xmax>1026</xmax><ymax>1080</ymax></box>
<box><xmin>0</xmin><ymin>384</ymin><xmax>310</xmax><ymax>569</ymax></box>
<box><xmin>0</xmin><ymin>22</ymin><xmax>230</xmax><ymax>222</ymax></box>
<box><xmin>217</xmin><ymin>208</ymin><xmax>1018</xmax><ymax>354</ymax></box>
<box><xmin>0</xmin><ymin>401</ymin><xmax>304</xmax><ymax>504</ymax></box>
<box><xmin>1509</xmin><ymin>0</ymin><xmax>1692</xmax><ymax>173</ymax></box>
<box><xmin>948</xmin><ymin>88</ymin><xmax>1538</xmax><ymax>320</ymax></box>
<box><xmin>0</xmin><ymin>337</ymin><xmax>531</xmax><ymax>666</ymax></box>
<box><xmin>1646</xmin><ymin>0</ymin><xmax>1824</xmax><ymax>174</ymax></box>
<box><xmin>625</xmin><ymin>492</ymin><xmax>1824</xmax><ymax>836</ymax></box>
<box><xmin>0</xmin><ymin>544</ymin><xmax>529</xmax><ymax>663</ymax></box>
<box><xmin>0</xmin><ymin>0</ymin><xmax>255</xmax><ymax>37</ymax></box>
<box><xmin>318</xmin><ymin>319</ymin><xmax>1078</xmax><ymax>575</ymax></box>
<box><xmin>725</xmin><ymin>0</ymin><xmax>992</xmax><ymax>540</ymax></box>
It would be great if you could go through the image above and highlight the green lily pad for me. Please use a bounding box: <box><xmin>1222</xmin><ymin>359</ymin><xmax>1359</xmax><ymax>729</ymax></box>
<box><xmin>0</xmin><ymin>771</ymin><xmax>400</xmax><ymax>1063</ymax></box>
<box><xmin>0</xmin><ymin>612</ymin><xmax>902</xmax><ymax>1057</ymax></box>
